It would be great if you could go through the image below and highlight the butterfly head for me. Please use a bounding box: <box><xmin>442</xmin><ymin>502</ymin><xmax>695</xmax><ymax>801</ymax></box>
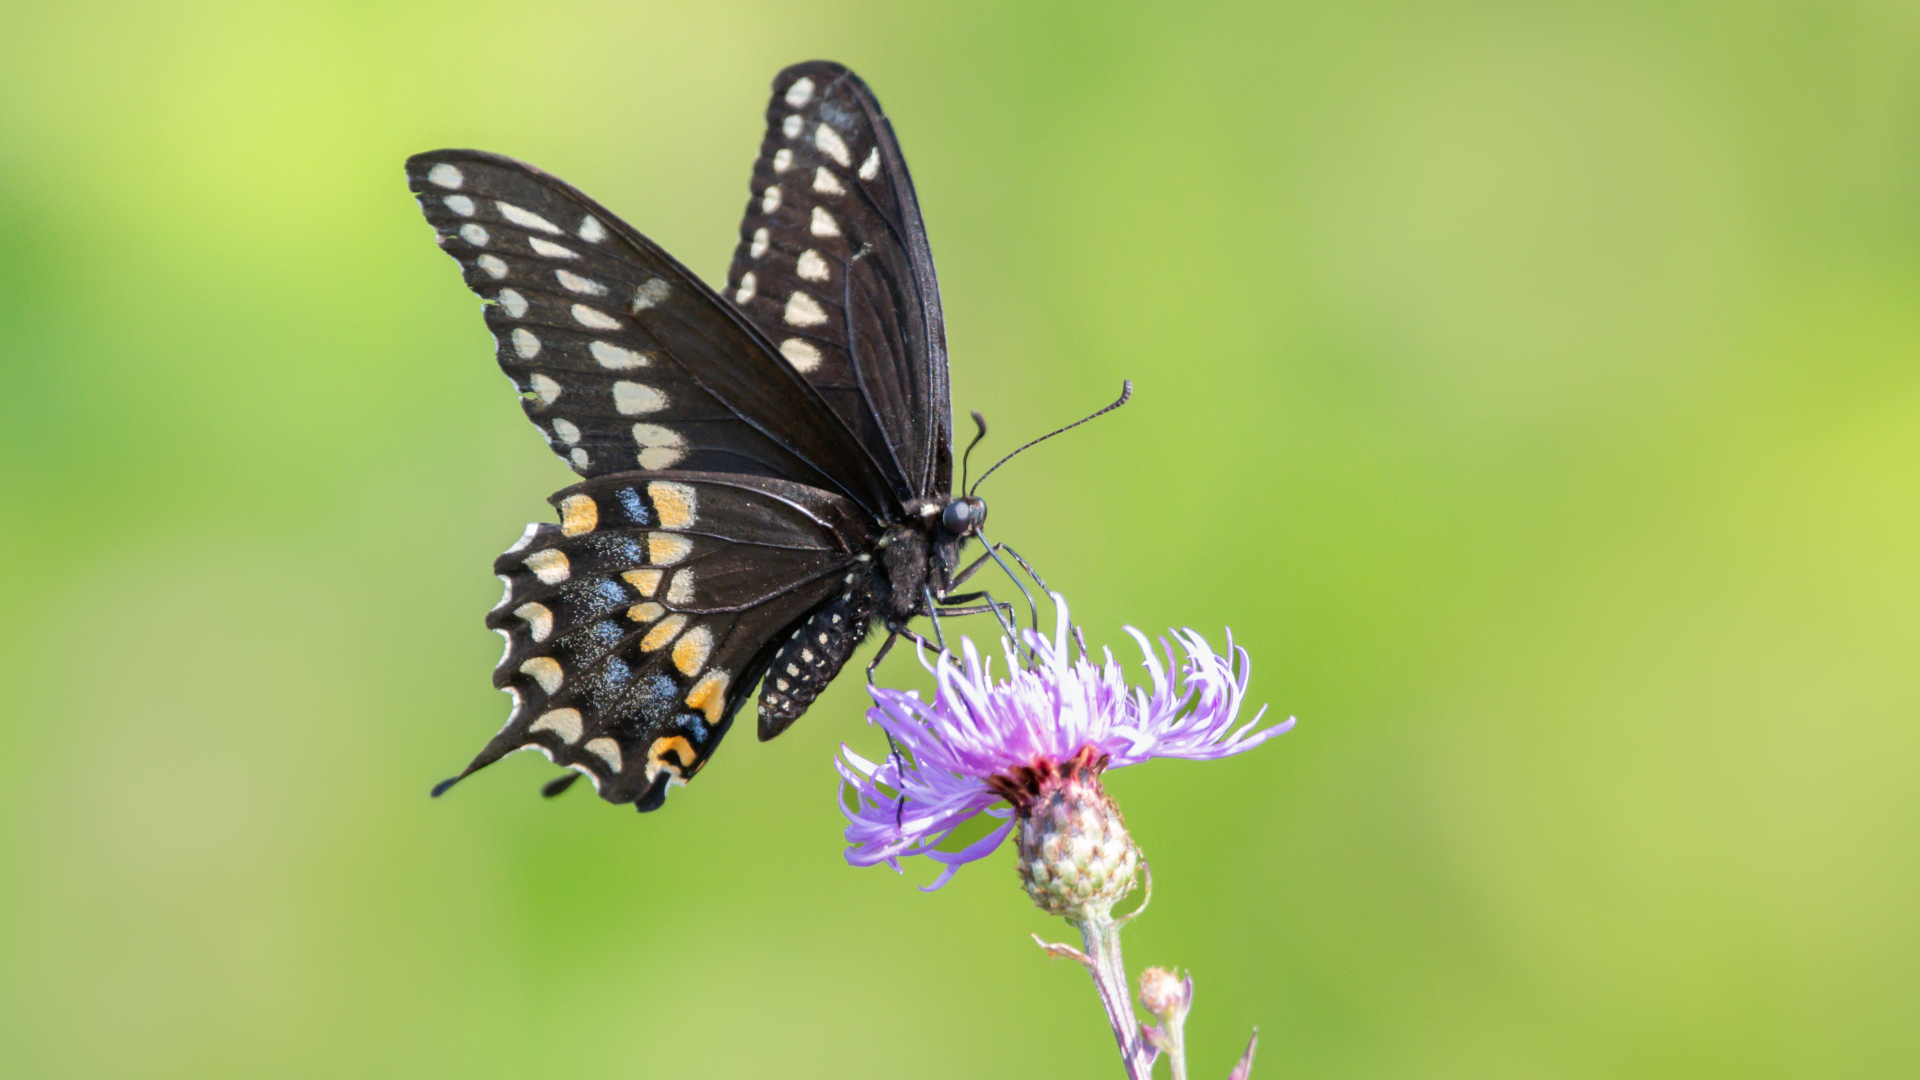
<box><xmin>940</xmin><ymin>495</ymin><xmax>988</xmax><ymax>539</ymax></box>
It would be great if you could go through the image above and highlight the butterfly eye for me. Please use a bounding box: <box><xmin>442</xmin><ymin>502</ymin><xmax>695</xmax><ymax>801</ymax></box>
<box><xmin>941</xmin><ymin>497</ymin><xmax>986</xmax><ymax>535</ymax></box>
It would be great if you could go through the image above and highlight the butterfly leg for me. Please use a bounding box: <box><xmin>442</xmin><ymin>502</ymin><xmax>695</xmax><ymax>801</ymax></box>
<box><xmin>922</xmin><ymin>586</ymin><xmax>950</xmax><ymax>653</ymax></box>
<box><xmin>863</xmin><ymin>628</ymin><xmax>913</xmax><ymax>825</ymax></box>
<box><xmin>865</xmin><ymin>627</ymin><xmax>900</xmax><ymax>685</ymax></box>
<box><xmin>943</xmin><ymin>546</ymin><xmax>1001</xmax><ymax>590</ymax></box>
<box><xmin>947</xmin><ymin>533</ymin><xmax>1042</xmax><ymax>637</ymax></box>
<box><xmin>935</xmin><ymin>591</ymin><xmax>1020</xmax><ymax>632</ymax></box>
<box><xmin>867</xmin><ymin>621</ymin><xmax>941</xmax><ymax>831</ymax></box>
<box><xmin>993</xmin><ymin>540</ymin><xmax>1053</xmax><ymax>595</ymax></box>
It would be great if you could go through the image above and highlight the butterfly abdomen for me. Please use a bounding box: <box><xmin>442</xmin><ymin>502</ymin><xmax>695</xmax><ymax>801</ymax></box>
<box><xmin>757</xmin><ymin>596</ymin><xmax>874</xmax><ymax>739</ymax></box>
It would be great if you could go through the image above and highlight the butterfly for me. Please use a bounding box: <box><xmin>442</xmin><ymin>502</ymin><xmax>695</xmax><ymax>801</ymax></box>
<box><xmin>408</xmin><ymin>61</ymin><xmax>1012</xmax><ymax>811</ymax></box>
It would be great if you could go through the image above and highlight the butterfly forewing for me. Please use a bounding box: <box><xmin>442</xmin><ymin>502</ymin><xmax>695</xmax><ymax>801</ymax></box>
<box><xmin>407</xmin><ymin>150</ymin><xmax>896</xmax><ymax>519</ymax></box>
<box><xmin>467</xmin><ymin>473</ymin><xmax>873</xmax><ymax>809</ymax></box>
<box><xmin>724</xmin><ymin>61</ymin><xmax>952</xmax><ymax>503</ymax></box>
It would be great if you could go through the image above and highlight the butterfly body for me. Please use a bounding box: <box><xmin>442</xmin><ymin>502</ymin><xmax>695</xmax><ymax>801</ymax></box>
<box><xmin>410</xmin><ymin>62</ymin><xmax>992</xmax><ymax>811</ymax></box>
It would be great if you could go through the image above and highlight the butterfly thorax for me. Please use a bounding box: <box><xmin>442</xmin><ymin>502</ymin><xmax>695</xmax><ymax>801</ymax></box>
<box><xmin>890</xmin><ymin>493</ymin><xmax>987</xmax><ymax>618</ymax></box>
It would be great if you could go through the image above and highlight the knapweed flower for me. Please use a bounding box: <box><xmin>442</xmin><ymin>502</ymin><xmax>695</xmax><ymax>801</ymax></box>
<box><xmin>837</xmin><ymin>594</ymin><xmax>1293</xmax><ymax>892</ymax></box>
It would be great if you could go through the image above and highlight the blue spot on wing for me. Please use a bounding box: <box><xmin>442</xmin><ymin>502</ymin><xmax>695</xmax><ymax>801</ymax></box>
<box><xmin>585</xmin><ymin>534</ymin><xmax>646</xmax><ymax>564</ymax></box>
<box><xmin>637</xmin><ymin>675</ymin><xmax>678</xmax><ymax>722</ymax></box>
<box><xmin>616</xmin><ymin>487</ymin><xmax>652</xmax><ymax>526</ymax></box>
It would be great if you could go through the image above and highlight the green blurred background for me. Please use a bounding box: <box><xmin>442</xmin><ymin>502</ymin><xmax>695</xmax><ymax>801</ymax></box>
<box><xmin>2</xmin><ymin>1</ymin><xmax>1916</xmax><ymax>1077</ymax></box>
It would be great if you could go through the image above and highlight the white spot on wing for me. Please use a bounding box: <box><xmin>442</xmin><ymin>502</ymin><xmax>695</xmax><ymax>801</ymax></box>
<box><xmin>525</xmin><ymin>548</ymin><xmax>570</xmax><ymax>584</ymax></box>
<box><xmin>665</xmin><ymin>570</ymin><xmax>694</xmax><ymax>605</ymax></box>
<box><xmin>585</xmin><ymin>737</ymin><xmax>623</xmax><ymax>772</ymax></box>
<box><xmin>735</xmin><ymin>272</ymin><xmax>757</xmax><ymax>304</ymax></box>
<box><xmin>529</xmin><ymin>373</ymin><xmax>561</xmax><ymax>404</ymax></box>
<box><xmin>556</xmin><ymin>269</ymin><xmax>606</xmax><ymax>296</ymax></box>
<box><xmin>633</xmin><ymin>424</ymin><xmax>685</xmax><ymax>469</ymax></box>
<box><xmin>569</xmin><ymin>447</ymin><xmax>589</xmax><ymax>470</ymax></box>
<box><xmin>528</xmin><ymin>236</ymin><xmax>578</xmax><ymax>260</ymax></box>
<box><xmin>785</xmin><ymin>77</ymin><xmax>815</xmax><ymax>107</ymax></box>
<box><xmin>590</xmin><ymin>342</ymin><xmax>645</xmax><ymax>370</ymax></box>
<box><xmin>443</xmin><ymin>194</ymin><xmax>475</xmax><ymax>216</ymax></box>
<box><xmin>761</xmin><ymin>186</ymin><xmax>782</xmax><ymax>213</ymax></box>
<box><xmin>496</xmin><ymin>289</ymin><xmax>528</xmax><ymax>318</ymax></box>
<box><xmin>515</xmin><ymin>602</ymin><xmax>554</xmax><ymax>641</ymax></box>
<box><xmin>813</xmin><ymin>168</ymin><xmax>845</xmax><ymax>196</ymax></box>
<box><xmin>511</xmin><ymin>328</ymin><xmax>541</xmax><ymax>359</ymax></box>
<box><xmin>750</xmin><ymin>228</ymin><xmax>770</xmax><ymax>258</ymax></box>
<box><xmin>783</xmin><ymin>113</ymin><xmax>804</xmax><ymax>139</ymax></box>
<box><xmin>521</xmin><ymin>657</ymin><xmax>564</xmax><ymax>694</ymax></box>
<box><xmin>614</xmin><ymin>382</ymin><xmax>667</xmax><ymax>415</ymax></box>
<box><xmin>859</xmin><ymin>147</ymin><xmax>880</xmax><ymax>180</ymax></box>
<box><xmin>427</xmin><ymin>163</ymin><xmax>464</xmax><ymax>189</ymax></box>
<box><xmin>550</xmin><ymin>418</ymin><xmax>581</xmax><ymax>445</ymax></box>
<box><xmin>477</xmin><ymin>254</ymin><xmax>508</xmax><ymax>279</ymax></box>
<box><xmin>784</xmin><ymin>291</ymin><xmax>828</xmax><ymax>327</ymax></box>
<box><xmin>814</xmin><ymin>124</ymin><xmax>852</xmax><ymax>167</ymax></box>
<box><xmin>578</xmin><ymin>215</ymin><xmax>606</xmax><ymax>243</ymax></box>
<box><xmin>796</xmin><ymin>250</ymin><xmax>829</xmax><ymax>282</ymax></box>
<box><xmin>772</xmin><ymin>148</ymin><xmax>793</xmax><ymax>173</ymax></box>
<box><xmin>531</xmin><ymin>706</ymin><xmax>582</xmax><ymax>742</ymax></box>
<box><xmin>810</xmin><ymin>206</ymin><xmax>840</xmax><ymax>237</ymax></box>
<box><xmin>631</xmin><ymin>277</ymin><xmax>672</xmax><ymax>312</ymax></box>
<box><xmin>572</xmin><ymin>304</ymin><xmax>620</xmax><ymax>330</ymax></box>
<box><xmin>459</xmin><ymin>223</ymin><xmax>489</xmax><ymax>246</ymax></box>
<box><xmin>780</xmin><ymin>338</ymin><xmax>823</xmax><ymax>373</ymax></box>
<box><xmin>497</xmin><ymin>201</ymin><xmax>562</xmax><ymax>234</ymax></box>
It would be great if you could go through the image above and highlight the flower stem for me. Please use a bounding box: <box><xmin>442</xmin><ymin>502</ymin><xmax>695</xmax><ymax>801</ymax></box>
<box><xmin>1070</xmin><ymin>909</ymin><xmax>1155</xmax><ymax>1080</ymax></box>
<box><xmin>1159</xmin><ymin>1006</ymin><xmax>1188</xmax><ymax>1080</ymax></box>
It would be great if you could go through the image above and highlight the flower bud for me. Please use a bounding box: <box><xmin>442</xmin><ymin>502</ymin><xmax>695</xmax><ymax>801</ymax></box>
<box><xmin>1138</xmin><ymin>966</ymin><xmax>1192</xmax><ymax>1023</ymax></box>
<box><xmin>988</xmin><ymin>745</ymin><xmax>1139</xmax><ymax>918</ymax></box>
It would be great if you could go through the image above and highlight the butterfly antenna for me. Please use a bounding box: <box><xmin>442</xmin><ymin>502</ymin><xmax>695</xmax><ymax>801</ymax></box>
<box><xmin>959</xmin><ymin>410</ymin><xmax>989</xmax><ymax>494</ymax></box>
<box><xmin>969</xmin><ymin>381</ymin><xmax>1132</xmax><ymax>497</ymax></box>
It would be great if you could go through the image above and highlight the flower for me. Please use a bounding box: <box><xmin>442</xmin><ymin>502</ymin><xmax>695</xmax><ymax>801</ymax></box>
<box><xmin>837</xmin><ymin>594</ymin><xmax>1293</xmax><ymax>889</ymax></box>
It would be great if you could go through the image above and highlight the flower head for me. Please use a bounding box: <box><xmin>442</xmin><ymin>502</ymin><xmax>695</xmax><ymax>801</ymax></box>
<box><xmin>837</xmin><ymin>594</ymin><xmax>1293</xmax><ymax>890</ymax></box>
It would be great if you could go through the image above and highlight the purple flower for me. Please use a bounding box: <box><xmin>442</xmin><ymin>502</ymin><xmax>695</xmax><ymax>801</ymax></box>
<box><xmin>837</xmin><ymin>595</ymin><xmax>1293</xmax><ymax>889</ymax></box>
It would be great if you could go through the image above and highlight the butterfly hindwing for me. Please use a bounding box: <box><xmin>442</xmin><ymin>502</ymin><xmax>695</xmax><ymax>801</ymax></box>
<box><xmin>465</xmin><ymin>472</ymin><xmax>875</xmax><ymax>809</ymax></box>
<box><xmin>407</xmin><ymin>149</ymin><xmax>897</xmax><ymax>519</ymax></box>
<box><xmin>723</xmin><ymin>61</ymin><xmax>953</xmax><ymax>503</ymax></box>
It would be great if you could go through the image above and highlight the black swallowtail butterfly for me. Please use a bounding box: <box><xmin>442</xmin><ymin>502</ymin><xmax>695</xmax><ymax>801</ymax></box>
<box><xmin>410</xmin><ymin>61</ymin><xmax>1009</xmax><ymax>811</ymax></box>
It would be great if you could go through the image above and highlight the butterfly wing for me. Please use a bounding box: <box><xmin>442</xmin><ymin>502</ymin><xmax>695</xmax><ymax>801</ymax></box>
<box><xmin>722</xmin><ymin>61</ymin><xmax>953</xmax><ymax>504</ymax></box>
<box><xmin>449</xmin><ymin>473</ymin><xmax>875</xmax><ymax>809</ymax></box>
<box><xmin>407</xmin><ymin>149</ymin><xmax>898</xmax><ymax>520</ymax></box>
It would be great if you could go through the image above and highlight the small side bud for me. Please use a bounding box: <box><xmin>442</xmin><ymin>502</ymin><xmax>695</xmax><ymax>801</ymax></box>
<box><xmin>1138</xmin><ymin>966</ymin><xmax>1192</xmax><ymax>1023</ymax></box>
